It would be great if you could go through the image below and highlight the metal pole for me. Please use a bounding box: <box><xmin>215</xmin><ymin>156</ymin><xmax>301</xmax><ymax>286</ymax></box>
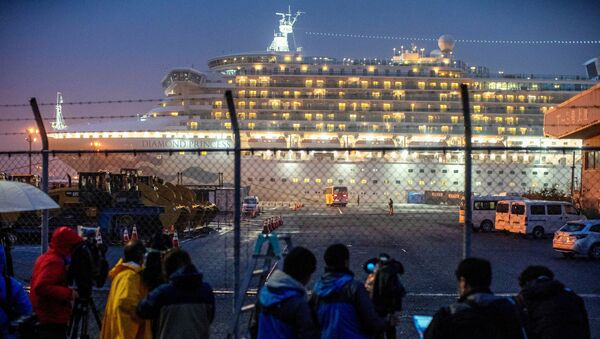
<box><xmin>28</xmin><ymin>138</ymin><xmax>32</xmax><ymax>174</ymax></box>
<box><xmin>571</xmin><ymin>151</ymin><xmax>575</xmax><ymax>198</ymax></box>
<box><xmin>225</xmin><ymin>90</ymin><xmax>241</xmax><ymax>326</ymax></box>
<box><xmin>29</xmin><ymin>98</ymin><xmax>50</xmax><ymax>253</ymax></box>
<box><xmin>460</xmin><ymin>84</ymin><xmax>472</xmax><ymax>259</ymax></box>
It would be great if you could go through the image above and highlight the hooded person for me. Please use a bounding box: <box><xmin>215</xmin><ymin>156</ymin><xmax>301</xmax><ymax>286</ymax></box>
<box><xmin>0</xmin><ymin>244</ymin><xmax>32</xmax><ymax>339</ymax></box>
<box><xmin>257</xmin><ymin>246</ymin><xmax>319</xmax><ymax>339</ymax></box>
<box><xmin>516</xmin><ymin>265</ymin><xmax>590</xmax><ymax>339</ymax></box>
<box><xmin>100</xmin><ymin>240</ymin><xmax>152</xmax><ymax>339</ymax></box>
<box><xmin>311</xmin><ymin>244</ymin><xmax>391</xmax><ymax>339</ymax></box>
<box><xmin>137</xmin><ymin>249</ymin><xmax>215</xmax><ymax>339</ymax></box>
<box><xmin>142</xmin><ymin>231</ymin><xmax>172</xmax><ymax>292</ymax></box>
<box><xmin>372</xmin><ymin>253</ymin><xmax>405</xmax><ymax>339</ymax></box>
<box><xmin>30</xmin><ymin>226</ymin><xmax>83</xmax><ymax>339</ymax></box>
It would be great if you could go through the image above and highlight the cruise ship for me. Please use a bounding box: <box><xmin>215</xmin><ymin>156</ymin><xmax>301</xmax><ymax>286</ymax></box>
<box><xmin>47</xmin><ymin>9</ymin><xmax>598</xmax><ymax>202</ymax></box>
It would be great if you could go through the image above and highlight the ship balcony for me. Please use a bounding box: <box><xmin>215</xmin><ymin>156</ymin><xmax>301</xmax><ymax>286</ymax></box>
<box><xmin>247</xmin><ymin>137</ymin><xmax>288</xmax><ymax>148</ymax></box>
<box><xmin>234</xmin><ymin>67</ymin><xmax>463</xmax><ymax>78</ymax></box>
<box><xmin>300</xmin><ymin>137</ymin><xmax>342</xmax><ymax>148</ymax></box>
<box><xmin>191</xmin><ymin>119</ymin><xmax>543</xmax><ymax>137</ymax></box>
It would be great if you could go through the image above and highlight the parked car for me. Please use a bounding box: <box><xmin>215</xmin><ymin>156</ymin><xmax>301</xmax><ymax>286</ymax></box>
<box><xmin>242</xmin><ymin>196</ymin><xmax>261</xmax><ymax>217</ymax></box>
<box><xmin>553</xmin><ymin>220</ymin><xmax>600</xmax><ymax>259</ymax></box>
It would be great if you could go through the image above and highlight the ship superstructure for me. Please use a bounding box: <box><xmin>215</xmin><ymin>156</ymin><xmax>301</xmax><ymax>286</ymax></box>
<box><xmin>46</xmin><ymin>10</ymin><xmax>599</xmax><ymax>201</ymax></box>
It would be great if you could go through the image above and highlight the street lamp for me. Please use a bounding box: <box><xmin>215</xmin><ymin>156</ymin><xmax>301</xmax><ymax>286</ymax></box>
<box><xmin>25</xmin><ymin>128</ymin><xmax>38</xmax><ymax>173</ymax></box>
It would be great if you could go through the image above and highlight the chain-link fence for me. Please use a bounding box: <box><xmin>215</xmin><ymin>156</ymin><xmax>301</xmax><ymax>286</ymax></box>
<box><xmin>1</xmin><ymin>146</ymin><xmax>599</xmax><ymax>338</ymax></box>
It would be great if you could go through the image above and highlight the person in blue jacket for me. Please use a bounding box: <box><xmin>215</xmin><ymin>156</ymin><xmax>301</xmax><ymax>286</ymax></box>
<box><xmin>311</xmin><ymin>243</ymin><xmax>391</xmax><ymax>339</ymax></box>
<box><xmin>0</xmin><ymin>244</ymin><xmax>32</xmax><ymax>338</ymax></box>
<box><xmin>257</xmin><ymin>246</ymin><xmax>319</xmax><ymax>339</ymax></box>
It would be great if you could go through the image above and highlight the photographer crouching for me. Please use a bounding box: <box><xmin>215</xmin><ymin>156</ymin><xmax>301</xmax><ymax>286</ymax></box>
<box><xmin>30</xmin><ymin>227</ymin><xmax>83</xmax><ymax>339</ymax></box>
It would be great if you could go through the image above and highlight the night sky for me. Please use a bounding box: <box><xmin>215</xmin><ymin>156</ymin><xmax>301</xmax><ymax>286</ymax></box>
<box><xmin>0</xmin><ymin>0</ymin><xmax>599</xmax><ymax>150</ymax></box>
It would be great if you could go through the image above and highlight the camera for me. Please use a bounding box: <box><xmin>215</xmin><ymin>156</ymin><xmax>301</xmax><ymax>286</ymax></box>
<box><xmin>68</xmin><ymin>227</ymin><xmax>109</xmax><ymax>298</ymax></box>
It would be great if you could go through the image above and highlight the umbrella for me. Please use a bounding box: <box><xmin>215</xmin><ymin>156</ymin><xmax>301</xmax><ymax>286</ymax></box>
<box><xmin>0</xmin><ymin>181</ymin><xmax>59</xmax><ymax>213</ymax></box>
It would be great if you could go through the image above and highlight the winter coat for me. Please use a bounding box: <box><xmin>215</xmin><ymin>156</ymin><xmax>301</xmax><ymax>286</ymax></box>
<box><xmin>0</xmin><ymin>245</ymin><xmax>32</xmax><ymax>338</ymax></box>
<box><xmin>100</xmin><ymin>259</ymin><xmax>152</xmax><ymax>339</ymax></box>
<box><xmin>517</xmin><ymin>278</ymin><xmax>590</xmax><ymax>339</ymax></box>
<box><xmin>137</xmin><ymin>264</ymin><xmax>215</xmax><ymax>339</ymax></box>
<box><xmin>424</xmin><ymin>288</ymin><xmax>526</xmax><ymax>339</ymax></box>
<box><xmin>257</xmin><ymin>270</ymin><xmax>319</xmax><ymax>339</ymax></box>
<box><xmin>30</xmin><ymin>226</ymin><xmax>82</xmax><ymax>325</ymax></box>
<box><xmin>312</xmin><ymin>271</ymin><xmax>387</xmax><ymax>339</ymax></box>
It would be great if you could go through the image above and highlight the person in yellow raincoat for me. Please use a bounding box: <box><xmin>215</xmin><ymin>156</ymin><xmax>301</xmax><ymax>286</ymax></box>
<box><xmin>100</xmin><ymin>240</ymin><xmax>152</xmax><ymax>339</ymax></box>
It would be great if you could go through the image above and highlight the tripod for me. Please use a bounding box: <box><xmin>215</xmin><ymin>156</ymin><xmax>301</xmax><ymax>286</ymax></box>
<box><xmin>68</xmin><ymin>297</ymin><xmax>102</xmax><ymax>339</ymax></box>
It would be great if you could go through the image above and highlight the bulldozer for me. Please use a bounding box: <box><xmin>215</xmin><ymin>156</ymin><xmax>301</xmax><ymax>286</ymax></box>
<box><xmin>79</xmin><ymin>171</ymin><xmax>189</xmax><ymax>242</ymax></box>
<box><xmin>120</xmin><ymin>169</ymin><xmax>218</xmax><ymax>234</ymax></box>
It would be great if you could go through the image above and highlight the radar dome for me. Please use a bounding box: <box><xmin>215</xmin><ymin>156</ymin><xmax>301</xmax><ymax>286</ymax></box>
<box><xmin>438</xmin><ymin>35</ymin><xmax>456</xmax><ymax>53</ymax></box>
<box><xmin>430</xmin><ymin>49</ymin><xmax>443</xmax><ymax>58</ymax></box>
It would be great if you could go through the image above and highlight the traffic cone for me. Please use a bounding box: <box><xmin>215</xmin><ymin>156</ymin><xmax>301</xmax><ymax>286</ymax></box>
<box><xmin>131</xmin><ymin>225</ymin><xmax>139</xmax><ymax>241</ymax></box>
<box><xmin>172</xmin><ymin>231</ymin><xmax>180</xmax><ymax>248</ymax></box>
<box><xmin>123</xmin><ymin>229</ymin><xmax>130</xmax><ymax>243</ymax></box>
<box><xmin>95</xmin><ymin>227</ymin><xmax>103</xmax><ymax>245</ymax></box>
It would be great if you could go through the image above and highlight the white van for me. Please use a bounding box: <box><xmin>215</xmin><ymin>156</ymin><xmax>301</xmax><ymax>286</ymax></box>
<box><xmin>460</xmin><ymin>195</ymin><xmax>523</xmax><ymax>232</ymax></box>
<box><xmin>495</xmin><ymin>200</ymin><xmax>527</xmax><ymax>232</ymax></box>
<box><xmin>507</xmin><ymin>200</ymin><xmax>584</xmax><ymax>238</ymax></box>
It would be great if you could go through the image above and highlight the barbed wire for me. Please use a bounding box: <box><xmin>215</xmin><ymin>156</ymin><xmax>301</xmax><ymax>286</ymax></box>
<box><xmin>0</xmin><ymin>101</ymin><xmax>597</xmax><ymax>123</ymax></box>
<box><xmin>0</xmin><ymin>116</ymin><xmax>598</xmax><ymax>128</ymax></box>
<box><xmin>304</xmin><ymin>31</ymin><xmax>600</xmax><ymax>44</ymax></box>
<box><xmin>0</xmin><ymin>115</ymin><xmax>144</xmax><ymax>122</ymax></box>
<box><xmin>0</xmin><ymin>98</ymin><xmax>163</xmax><ymax>108</ymax></box>
<box><xmin>0</xmin><ymin>132</ymin><xmax>26</xmax><ymax>136</ymax></box>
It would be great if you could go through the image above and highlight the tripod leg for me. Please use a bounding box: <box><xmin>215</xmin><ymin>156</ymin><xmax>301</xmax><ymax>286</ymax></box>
<box><xmin>81</xmin><ymin>307</ymin><xmax>90</xmax><ymax>339</ymax></box>
<box><xmin>70</xmin><ymin>313</ymin><xmax>81</xmax><ymax>339</ymax></box>
<box><xmin>68</xmin><ymin>300</ymin><xmax>79</xmax><ymax>339</ymax></box>
<box><xmin>90</xmin><ymin>300</ymin><xmax>102</xmax><ymax>327</ymax></box>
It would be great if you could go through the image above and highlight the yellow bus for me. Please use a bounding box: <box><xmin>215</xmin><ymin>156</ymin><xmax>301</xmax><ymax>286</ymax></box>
<box><xmin>324</xmin><ymin>186</ymin><xmax>348</xmax><ymax>207</ymax></box>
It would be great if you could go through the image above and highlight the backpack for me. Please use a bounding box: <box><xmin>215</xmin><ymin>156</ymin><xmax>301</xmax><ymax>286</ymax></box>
<box><xmin>372</xmin><ymin>260</ymin><xmax>406</xmax><ymax>314</ymax></box>
<box><xmin>1</xmin><ymin>275</ymin><xmax>39</xmax><ymax>338</ymax></box>
<box><xmin>443</xmin><ymin>297</ymin><xmax>525</xmax><ymax>339</ymax></box>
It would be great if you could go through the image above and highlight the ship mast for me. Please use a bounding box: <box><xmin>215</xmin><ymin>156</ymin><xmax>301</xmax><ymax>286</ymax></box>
<box><xmin>267</xmin><ymin>6</ymin><xmax>303</xmax><ymax>52</ymax></box>
<box><xmin>51</xmin><ymin>92</ymin><xmax>68</xmax><ymax>131</ymax></box>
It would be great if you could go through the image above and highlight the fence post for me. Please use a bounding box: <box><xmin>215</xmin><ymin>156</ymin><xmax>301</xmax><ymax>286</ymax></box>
<box><xmin>460</xmin><ymin>84</ymin><xmax>472</xmax><ymax>259</ymax></box>
<box><xmin>571</xmin><ymin>151</ymin><xmax>576</xmax><ymax>198</ymax></box>
<box><xmin>225</xmin><ymin>91</ymin><xmax>241</xmax><ymax>320</ymax></box>
<box><xmin>29</xmin><ymin>98</ymin><xmax>50</xmax><ymax>253</ymax></box>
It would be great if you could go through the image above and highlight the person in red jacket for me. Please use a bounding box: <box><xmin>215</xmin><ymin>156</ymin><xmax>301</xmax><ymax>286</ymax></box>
<box><xmin>30</xmin><ymin>226</ymin><xmax>83</xmax><ymax>339</ymax></box>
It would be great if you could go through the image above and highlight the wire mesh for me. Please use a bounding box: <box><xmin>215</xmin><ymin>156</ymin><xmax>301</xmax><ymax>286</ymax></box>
<box><xmin>1</xmin><ymin>147</ymin><xmax>599</xmax><ymax>338</ymax></box>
